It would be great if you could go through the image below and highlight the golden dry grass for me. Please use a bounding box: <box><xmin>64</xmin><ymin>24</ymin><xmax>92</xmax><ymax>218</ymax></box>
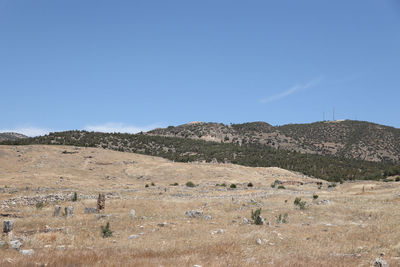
<box><xmin>0</xmin><ymin>145</ymin><xmax>399</xmax><ymax>266</ymax></box>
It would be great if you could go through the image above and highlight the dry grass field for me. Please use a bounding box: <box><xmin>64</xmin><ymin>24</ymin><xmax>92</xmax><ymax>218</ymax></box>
<box><xmin>0</xmin><ymin>145</ymin><xmax>399</xmax><ymax>266</ymax></box>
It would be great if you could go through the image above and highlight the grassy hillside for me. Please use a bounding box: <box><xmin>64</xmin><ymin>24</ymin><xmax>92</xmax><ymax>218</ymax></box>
<box><xmin>2</xmin><ymin>130</ymin><xmax>399</xmax><ymax>182</ymax></box>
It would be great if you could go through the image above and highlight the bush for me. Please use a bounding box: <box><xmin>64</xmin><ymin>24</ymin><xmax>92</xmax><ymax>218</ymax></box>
<box><xmin>151</xmin><ymin>182</ymin><xmax>155</xmax><ymax>186</ymax></box>
<box><xmin>313</xmin><ymin>194</ymin><xmax>319</xmax><ymax>200</ymax></box>
<box><xmin>247</xmin><ymin>182</ymin><xmax>253</xmax><ymax>187</ymax></box>
<box><xmin>251</xmin><ymin>208</ymin><xmax>263</xmax><ymax>225</ymax></box>
<box><xmin>101</xmin><ymin>222</ymin><xmax>113</xmax><ymax>238</ymax></box>
<box><xmin>170</xmin><ymin>182</ymin><xmax>179</xmax><ymax>186</ymax></box>
<box><xmin>72</xmin><ymin>192</ymin><xmax>78</xmax><ymax>202</ymax></box>
<box><xmin>294</xmin><ymin>197</ymin><xmax>307</xmax><ymax>210</ymax></box>
<box><xmin>276</xmin><ymin>213</ymin><xmax>288</xmax><ymax>224</ymax></box>
<box><xmin>277</xmin><ymin>185</ymin><xmax>285</xmax><ymax>189</ymax></box>
<box><xmin>328</xmin><ymin>183</ymin><xmax>336</xmax><ymax>188</ymax></box>
<box><xmin>36</xmin><ymin>201</ymin><xmax>44</xmax><ymax>209</ymax></box>
<box><xmin>186</xmin><ymin>181</ymin><xmax>196</xmax><ymax>187</ymax></box>
<box><xmin>395</xmin><ymin>177</ymin><xmax>400</xmax><ymax>182</ymax></box>
<box><xmin>145</xmin><ymin>184</ymin><xmax>149</xmax><ymax>188</ymax></box>
<box><xmin>230</xmin><ymin>183</ymin><xmax>237</xmax><ymax>189</ymax></box>
<box><xmin>271</xmin><ymin>179</ymin><xmax>282</xmax><ymax>188</ymax></box>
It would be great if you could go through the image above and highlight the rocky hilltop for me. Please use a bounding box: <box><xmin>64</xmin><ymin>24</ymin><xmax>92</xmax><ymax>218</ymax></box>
<box><xmin>0</xmin><ymin>132</ymin><xmax>27</xmax><ymax>142</ymax></box>
<box><xmin>148</xmin><ymin>120</ymin><xmax>400</xmax><ymax>163</ymax></box>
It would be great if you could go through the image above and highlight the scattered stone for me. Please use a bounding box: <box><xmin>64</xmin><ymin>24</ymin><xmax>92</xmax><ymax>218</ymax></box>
<box><xmin>84</xmin><ymin>207</ymin><xmax>98</xmax><ymax>214</ymax></box>
<box><xmin>185</xmin><ymin>210</ymin><xmax>203</xmax><ymax>218</ymax></box>
<box><xmin>373</xmin><ymin>258</ymin><xmax>388</xmax><ymax>267</ymax></box>
<box><xmin>0</xmin><ymin>240</ymin><xmax>6</xmax><ymax>248</ymax></box>
<box><xmin>20</xmin><ymin>249</ymin><xmax>34</xmax><ymax>256</ymax></box>
<box><xmin>57</xmin><ymin>245</ymin><xmax>66</xmax><ymax>250</ymax></box>
<box><xmin>97</xmin><ymin>214</ymin><xmax>110</xmax><ymax>220</ymax></box>
<box><xmin>128</xmin><ymin>234</ymin><xmax>139</xmax><ymax>239</ymax></box>
<box><xmin>204</xmin><ymin>215</ymin><xmax>212</xmax><ymax>220</ymax></box>
<box><xmin>193</xmin><ymin>265</ymin><xmax>202</xmax><ymax>267</ymax></box>
<box><xmin>9</xmin><ymin>239</ymin><xmax>22</xmax><ymax>250</ymax></box>
<box><xmin>130</xmin><ymin>209</ymin><xmax>136</xmax><ymax>218</ymax></box>
<box><xmin>97</xmin><ymin>193</ymin><xmax>105</xmax><ymax>210</ymax></box>
<box><xmin>64</xmin><ymin>206</ymin><xmax>74</xmax><ymax>217</ymax></box>
<box><xmin>256</xmin><ymin>238</ymin><xmax>262</xmax><ymax>245</ymax></box>
<box><xmin>317</xmin><ymin>200</ymin><xmax>332</xmax><ymax>205</ymax></box>
<box><xmin>3</xmin><ymin>220</ymin><xmax>14</xmax><ymax>234</ymax></box>
<box><xmin>158</xmin><ymin>222</ymin><xmax>168</xmax><ymax>227</ymax></box>
<box><xmin>210</xmin><ymin>229</ymin><xmax>225</xmax><ymax>235</ymax></box>
<box><xmin>53</xmin><ymin>206</ymin><xmax>61</xmax><ymax>217</ymax></box>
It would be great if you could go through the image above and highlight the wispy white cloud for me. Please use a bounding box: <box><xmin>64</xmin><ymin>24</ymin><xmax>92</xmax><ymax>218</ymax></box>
<box><xmin>84</xmin><ymin>122</ymin><xmax>163</xmax><ymax>134</ymax></box>
<box><xmin>260</xmin><ymin>77</ymin><xmax>323</xmax><ymax>104</ymax></box>
<box><xmin>0</xmin><ymin>127</ymin><xmax>51</xmax><ymax>137</ymax></box>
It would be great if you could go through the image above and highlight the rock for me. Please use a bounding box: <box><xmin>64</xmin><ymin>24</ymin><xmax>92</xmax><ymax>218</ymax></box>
<box><xmin>158</xmin><ymin>222</ymin><xmax>168</xmax><ymax>227</ymax></box>
<box><xmin>64</xmin><ymin>206</ymin><xmax>74</xmax><ymax>217</ymax></box>
<box><xmin>373</xmin><ymin>258</ymin><xmax>388</xmax><ymax>267</ymax></box>
<box><xmin>20</xmin><ymin>249</ymin><xmax>34</xmax><ymax>256</ymax></box>
<box><xmin>130</xmin><ymin>209</ymin><xmax>136</xmax><ymax>218</ymax></box>
<box><xmin>204</xmin><ymin>215</ymin><xmax>212</xmax><ymax>220</ymax></box>
<box><xmin>317</xmin><ymin>200</ymin><xmax>332</xmax><ymax>205</ymax></box>
<box><xmin>97</xmin><ymin>193</ymin><xmax>105</xmax><ymax>210</ymax></box>
<box><xmin>210</xmin><ymin>229</ymin><xmax>225</xmax><ymax>235</ymax></box>
<box><xmin>256</xmin><ymin>238</ymin><xmax>262</xmax><ymax>245</ymax></box>
<box><xmin>0</xmin><ymin>240</ymin><xmax>6</xmax><ymax>248</ymax></box>
<box><xmin>193</xmin><ymin>265</ymin><xmax>202</xmax><ymax>267</ymax></box>
<box><xmin>185</xmin><ymin>210</ymin><xmax>203</xmax><ymax>218</ymax></box>
<box><xmin>9</xmin><ymin>239</ymin><xmax>22</xmax><ymax>250</ymax></box>
<box><xmin>243</xmin><ymin>217</ymin><xmax>250</xmax><ymax>224</ymax></box>
<box><xmin>3</xmin><ymin>220</ymin><xmax>14</xmax><ymax>234</ymax></box>
<box><xmin>54</xmin><ymin>205</ymin><xmax>61</xmax><ymax>216</ymax></box>
<box><xmin>84</xmin><ymin>207</ymin><xmax>98</xmax><ymax>214</ymax></box>
<box><xmin>97</xmin><ymin>214</ymin><xmax>110</xmax><ymax>220</ymax></box>
<box><xmin>128</xmin><ymin>234</ymin><xmax>139</xmax><ymax>239</ymax></box>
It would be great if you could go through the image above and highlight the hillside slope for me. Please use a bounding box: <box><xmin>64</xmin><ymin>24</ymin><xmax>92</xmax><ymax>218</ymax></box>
<box><xmin>149</xmin><ymin>120</ymin><xmax>400</xmax><ymax>163</ymax></box>
<box><xmin>2</xmin><ymin>130</ymin><xmax>399</xmax><ymax>182</ymax></box>
<box><xmin>0</xmin><ymin>132</ymin><xmax>27</xmax><ymax>142</ymax></box>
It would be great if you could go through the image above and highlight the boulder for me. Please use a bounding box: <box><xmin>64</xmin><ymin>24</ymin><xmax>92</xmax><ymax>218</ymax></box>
<box><xmin>84</xmin><ymin>207</ymin><xmax>98</xmax><ymax>214</ymax></box>
<box><xmin>64</xmin><ymin>206</ymin><xmax>74</xmax><ymax>217</ymax></box>
<box><xmin>20</xmin><ymin>249</ymin><xmax>34</xmax><ymax>256</ymax></box>
<box><xmin>185</xmin><ymin>210</ymin><xmax>203</xmax><ymax>218</ymax></box>
<box><xmin>9</xmin><ymin>239</ymin><xmax>22</xmax><ymax>250</ymax></box>
<box><xmin>54</xmin><ymin>205</ymin><xmax>61</xmax><ymax>216</ymax></box>
<box><xmin>373</xmin><ymin>258</ymin><xmax>388</xmax><ymax>267</ymax></box>
<box><xmin>130</xmin><ymin>209</ymin><xmax>136</xmax><ymax>218</ymax></box>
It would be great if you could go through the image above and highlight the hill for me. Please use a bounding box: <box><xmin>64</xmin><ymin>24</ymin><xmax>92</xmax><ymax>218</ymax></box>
<box><xmin>149</xmin><ymin>120</ymin><xmax>400</xmax><ymax>163</ymax></box>
<box><xmin>2</xmin><ymin>130</ymin><xmax>399</xmax><ymax>182</ymax></box>
<box><xmin>0</xmin><ymin>132</ymin><xmax>27</xmax><ymax>142</ymax></box>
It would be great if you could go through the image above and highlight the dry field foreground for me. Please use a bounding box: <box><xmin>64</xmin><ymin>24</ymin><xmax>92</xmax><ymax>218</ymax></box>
<box><xmin>0</xmin><ymin>145</ymin><xmax>399</xmax><ymax>266</ymax></box>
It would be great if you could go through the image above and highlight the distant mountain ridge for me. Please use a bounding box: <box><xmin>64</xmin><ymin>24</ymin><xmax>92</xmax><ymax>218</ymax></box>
<box><xmin>0</xmin><ymin>132</ymin><xmax>27</xmax><ymax>142</ymax></box>
<box><xmin>148</xmin><ymin>120</ymin><xmax>400</xmax><ymax>163</ymax></box>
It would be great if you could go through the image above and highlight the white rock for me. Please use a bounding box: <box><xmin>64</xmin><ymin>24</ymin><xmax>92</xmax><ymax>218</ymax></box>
<box><xmin>373</xmin><ymin>258</ymin><xmax>388</xmax><ymax>267</ymax></box>
<box><xmin>128</xmin><ymin>235</ymin><xmax>139</xmax><ymax>239</ymax></box>
<box><xmin>243</xmin><ymin>218</ymin><xmax>250</xmax><ymax>224</ymax></box>
<box><xmin>256</xmin><ymin>238</ymin><xmax>262</xmax><ymax>245</ymax></box>
<box><xmin>20</xmin><ymin>249</ymin><xmax>34</xmax><ymax>256</ymax></box>
<box><xmin>185</xmin><ymin>210</ymin><xmax>203</xmax><ymax>218</ymax></box>
<box><xmin>158</xmin><ymin>222</ymin><xmax>168</xmax><ymax>227</ymax></box>
<box><xmin>9</xmin><ymin>239</ymin><xmax>22</xmax><ymax>250</ymax></box>
<box><xmin>204</xmin><ymin>215</ymin><xmax>212</xmax><ymax>220</ymax></box>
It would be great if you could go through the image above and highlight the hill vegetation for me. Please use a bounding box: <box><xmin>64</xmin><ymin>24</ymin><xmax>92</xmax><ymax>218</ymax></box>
<box><xmin>0</xmin><ymin>132</ymin><xmax>27</xmax><ymax>142</ymax></box>
<box><xmin>2</xmin><ymin>130</ymin><xmax>399</xmax><ymax>182</ymax></box>
<box><xmin>149</xmin><ymin>120</ymin><xmax>400</xmax><ymax>163</ymax></box>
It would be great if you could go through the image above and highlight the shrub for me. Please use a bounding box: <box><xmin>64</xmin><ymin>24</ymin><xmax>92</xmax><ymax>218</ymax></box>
<box><xmin>313</xmin><ymin>194</ymin><xmax>319</xmax><ymax>200</ymax></box>
<box><xmin>101</xmin><ymin>222</ymin><xmax>113</xmax><ymax>238</ymax></box>
<box><xmin>72</xmin><ymin>192</ymin><xmax>78</xmax><ymax>202</ymax></box>
<box><xmin>251</xmin><ymin>208</ymin><xmax>263</xmax><ymax>225</ymax></box>
<box><xmin>277</xmin><ymin>185</ymin><xmax>285</xmax><ymax>189</ymax></box>
<box><xmin>294</xmin><ymin>197</ymin><xmax>307</xmax><ymax>210</ymax></box>
<box><xmin>170</xmin><ymin>182</ymin><xmax>179</xmax><ymax>186</ymax></box>
<box><xmin>328</xmin><ymin>183</ymin><xmax>336</xmax><ymax>188</ymax></box>
<box><xmin>396</xmin><ymin>177</ymin><xmax>400</xmax><ymax>182</ymax></box>
<box><xmin>36</xmin><ymin>201</ymin><xmax>44</xmax><ymax>209</ymax></box>
<box><xmin>276</xmin><ymin>213</ymin><xmax>288</xmax><ymax>224</ymax></box>
<box><xmin>247</xmin><ymin>182</ymin><xmax>253</xmax><ymax>187</ymax></box>
<box><xmin>230</xmin><ymin>183</ymin><xmax>237</xmax><ymax>189</ymax></box>
<box><xmin>186</xmin><ymin>181</ymin><xmax>196</xmax><ymax>187</ymax></box>
<box><xmin>151</xmin><ymin>182</ymin><xmax>155</xmax><ymax>186</ymax></box>
<box><xmin>271</xmin><ymin>179</ymin><xmax>282</xmax><ymax>188</ymax></box>
<box><xmin>145</xmin><ymin>184</ymin><xmax>149</xmax><ymax>188</ymax></box>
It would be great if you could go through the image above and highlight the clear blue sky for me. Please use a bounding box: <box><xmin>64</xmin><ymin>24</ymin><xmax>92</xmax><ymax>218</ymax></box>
<box><xmin>1</xmin><ymin>0</ymin><xmax>400</xmax><ymax>136</ymax></box>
